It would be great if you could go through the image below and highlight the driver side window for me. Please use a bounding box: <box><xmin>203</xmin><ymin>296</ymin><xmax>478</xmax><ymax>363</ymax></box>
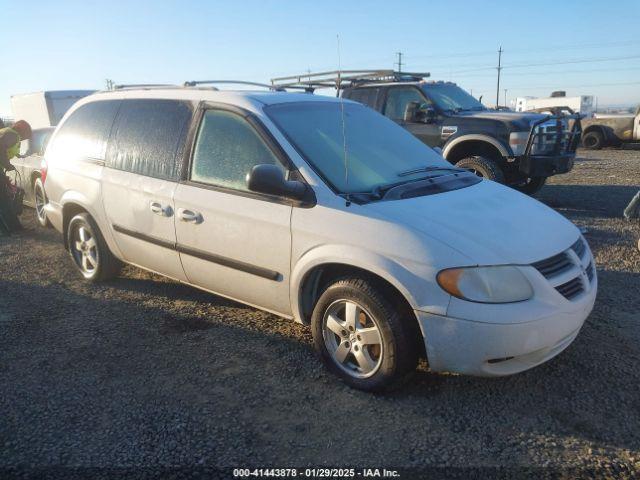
<box><xmin>191</xmin><ymin>110</ymin><xmax>285</xmax><ymax>192</ymax></box>
<box><xmin>384</xmin><ymin>87</ymin><xmax>432</xmax><ymax>121</ymax></box>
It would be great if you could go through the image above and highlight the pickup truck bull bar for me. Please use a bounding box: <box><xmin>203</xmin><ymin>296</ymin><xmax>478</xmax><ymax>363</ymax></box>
<box><xmin>524</xmin><ymin>112</ymin><xmax>583</xmax><ymax>158</ymax></box>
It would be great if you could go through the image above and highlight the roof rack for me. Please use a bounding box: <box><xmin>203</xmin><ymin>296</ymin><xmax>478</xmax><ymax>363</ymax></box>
<box><xmin>270</xmin><ymin>69</ymin><xmax>431</xmax><ymax>92</ymax></box>
<box><xmin>183</xmin><ymin>80</ymin><xmax>285</xmax><ymax>91</ymax></box>
<box><xmin>113</xmin><ymin>84</ymin><xmax>177</xmax><ymax>90</ymax></box>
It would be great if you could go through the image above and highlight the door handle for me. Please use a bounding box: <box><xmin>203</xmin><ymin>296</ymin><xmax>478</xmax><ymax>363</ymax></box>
<box><xmin>177</xmin><ymin>208</ymin><xmax>203</xmax><ymax>224</ymax></box>
<box><xmin>150</xmin><ymin>201</ymin><xmax>173</xmax><ymax>217</ymax></box>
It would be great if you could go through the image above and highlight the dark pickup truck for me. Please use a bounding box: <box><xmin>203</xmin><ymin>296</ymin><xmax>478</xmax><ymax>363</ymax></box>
<box><xmin>272</xmin><ymin>71</ymin><xmax>582</xmax><ymax>194</ymax></box>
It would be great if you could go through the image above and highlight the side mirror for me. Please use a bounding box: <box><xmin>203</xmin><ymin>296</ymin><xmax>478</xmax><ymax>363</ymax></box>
<box><xmin>403</xmin><ymin>101</ymin><xmax>436</xmax><ymax>124</ymax></box>
<box><xmin>246</xmin><ymin>164</ymin><xmax>307</xmax><ymax>200</ymax></box>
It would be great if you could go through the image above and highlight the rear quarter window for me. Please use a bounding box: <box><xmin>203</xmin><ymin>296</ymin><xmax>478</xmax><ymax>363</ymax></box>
<box><xmin>106</xmin><ymin>99</ymin><xmax>192</xmax><ymax>180</ymax></box>
<box><xmin>47</xmin><ymin>100</ymin><xmax>121</xmax><ymax>161</ymax></box>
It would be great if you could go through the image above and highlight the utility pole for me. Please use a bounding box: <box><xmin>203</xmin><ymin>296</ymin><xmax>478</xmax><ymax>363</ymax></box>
<box><xmin>496</xmin><ymin>46</ymin><xmax>503</xmax><ymax>108</ymax></box>
<box><xmin>395</xmin><ymin>52</ymin><xmax>403</xmax><ymax>73</ymax></box>
<box><xmin>105</xmin><ymin>79</ymin><xmax>115</xmax><ymax>91</ymax></box>
<box><xmin>504</xmin><ymin>88</ymin><xmax>508</xmax><ymax>108</ymax></box>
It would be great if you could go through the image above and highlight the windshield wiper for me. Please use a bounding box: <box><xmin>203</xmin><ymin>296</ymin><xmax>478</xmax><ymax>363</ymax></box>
<box><xmin>397</xmin><ymin>166</ymin><xmax>464</xmax><ymax>177</ymax></box>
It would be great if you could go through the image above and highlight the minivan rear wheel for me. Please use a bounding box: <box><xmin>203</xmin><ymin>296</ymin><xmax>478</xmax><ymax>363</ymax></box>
<box><xmin>33</xmin><ymin>177</ymin><xmax>50</xmax><ymax>228</ymax></box>
<box><xmin>67</xmin><ymin>213</ymin><xmax>121</xmax><ymax>282</ymax></box>
<box><xmin>311</xmin><ymin>277</ymin><xmax>419</xmax><ymax>391</ymax></box>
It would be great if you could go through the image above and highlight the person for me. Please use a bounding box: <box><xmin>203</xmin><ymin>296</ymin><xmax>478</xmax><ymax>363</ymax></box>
<box><xmin>0</xmin><ymin>120</ymin><xmax>32</xmax><ymax>233</ymax></box>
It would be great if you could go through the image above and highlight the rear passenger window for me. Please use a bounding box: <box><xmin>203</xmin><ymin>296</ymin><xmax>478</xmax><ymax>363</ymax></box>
<box><xmin>348</xmin><ymin>88</ymin><xmax>380</xmax><ymax>109</ymax></box>
<box><xmin>106</xmin><ymin>99</ymin><xmax>192</xmax><ymax>180</ymax></box>
<box><xmin>190</xmin><ymin>110</ymin><xmax>283</xmax><ymax>191</ymax></box>
<box><xmin>48</xmin><ymin>100</ymin><xmax>121</xmax><ymax>161</ymax></box>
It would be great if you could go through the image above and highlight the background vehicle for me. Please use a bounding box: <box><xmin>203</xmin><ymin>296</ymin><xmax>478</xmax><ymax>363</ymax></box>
<box><xmin>42</xmin><ymin>84</ymin><xmax>596</xmax><ymax>391</ymax></box>
<box><xmin>515</xmin><ymin>93</ymin><xmax>596</xmax><ymax>116</ymax></box>
<box><xmin>581</xmin><ymin>105</ymin><xmax>640</xmax><ymax>149</ymax></box>
<box><xmin>8</xmin><ymin>127</ymin><xmax>55</xmax><ymax>227</ymax></box>
<box><xmin>10</xmin><ymin>90</ymin><xmax>95</xmax><ymax>129</ymax></box>
<box><xmin>272</xmin><ymin>70</ymin><xmax>582</xmax><ymax>195</ymax></box>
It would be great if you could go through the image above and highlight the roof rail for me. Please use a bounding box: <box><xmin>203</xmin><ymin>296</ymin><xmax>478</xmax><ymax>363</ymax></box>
<box><xmin>183</xmin><ymin>80</ymin><xmax>285</xmax><ymax>91</ymax></box>
<box><xmin>113</xmin><ymin>84</ymin><xmax>177</xmax><ymax>90</ymax></box>
<box><xmin>270</xmin><ymin>69</ymin><xmax>431</xmax><ymax>92</ymax></box>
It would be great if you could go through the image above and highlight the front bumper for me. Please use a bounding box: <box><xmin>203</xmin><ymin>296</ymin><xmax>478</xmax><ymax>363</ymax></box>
<box><xmin>517</xmin><ymin>153</ymin><xmax>575</xmax><ymax>177</ymax></box>
<box><xmin>415</xmin><ymin>276</ymin><xmax>596</xmax><ymax>377</ymax></box>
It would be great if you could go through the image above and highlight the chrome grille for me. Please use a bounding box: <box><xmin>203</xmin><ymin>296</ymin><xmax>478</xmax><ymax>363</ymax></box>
<box><xmin>531</xmin><ymin>236</ymin><xmax>595</xmax><ymax>301</ymax></box>
<box><xmin>530</xmin><ymin>119</ymin><xmax>571</xmax><ymax>155</ymax></box>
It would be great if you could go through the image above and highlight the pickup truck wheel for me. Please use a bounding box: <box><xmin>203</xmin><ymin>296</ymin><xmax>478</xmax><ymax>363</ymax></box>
<box><xmin>514</xmin><ymin>176</ymin><xmax>547</xmax><ymax>195</ymax></box>
<box><xmin>67</xmin><ymin>213</ymin><xmax>122</xmax><ymax>282</ymax></box>
<box><xmin>455</xmin><ymin>156</ymin><xmax>505</xmax><ymax>183</ymax></box>
<box><xmin>582</xmin><ymin>130</ymin><xmax>604</xmax><ymax>150</ymax></box>
<box><xmin>311</xmin><ymin>277</ymin><xmax>419</xmax><ymax>392</ymax></box>
<box><xmin>33</xmin><ymin>177</ymin><xmax>51</xmax><ymax>228</ymax></box>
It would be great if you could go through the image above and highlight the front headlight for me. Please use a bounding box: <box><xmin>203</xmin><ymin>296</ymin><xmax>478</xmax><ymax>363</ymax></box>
<box><xmin>509</xmin><ymin>131</ymin><xmax>529</xmax><ymax>156</ymax></box>
<box><xmin>437</xmin><ymin>266</ymin><xmax>534</xmax><ymax>303</ymax></box>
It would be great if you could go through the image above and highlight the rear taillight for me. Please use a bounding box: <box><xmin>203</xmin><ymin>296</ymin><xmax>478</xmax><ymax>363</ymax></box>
<box><xmin>40</xmin><ymin>158</ymin><xmax>48</xmax><ymax>184</ymax></box>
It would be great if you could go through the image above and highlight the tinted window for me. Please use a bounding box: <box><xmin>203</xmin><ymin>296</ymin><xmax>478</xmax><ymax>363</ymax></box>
<box><xmin>48</xmin><ymin>100</ymin><xmax>121</xmax><ymax>160</ymax></box>
<box><xmin>421</xmin><ymin>84</ymin><xmax>485</xmax><ymax>112</ymax></box>
<box><xmin>384</xmin><ymin>87</ymin><xmax>432</xmax><ymax>120</ymax></box>
<box><xmin>347</xmin><ymin>88</ymin><xmax>379</xmax><ymax>109</ymax></box>
<box><xmin>191</xmin><ymin>110</ymin><xmax>283</xmax><ymax>191</ymax></box>
<box><xmin>106</xmin><ymin>99</ymin><xmax>192</xmax><ymax>180</ymax></box>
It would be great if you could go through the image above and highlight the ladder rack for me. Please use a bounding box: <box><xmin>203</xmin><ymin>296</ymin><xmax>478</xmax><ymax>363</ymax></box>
<box><xmin>270</xmin><ymin>69</ymin><xmax>431</xmax><ymax>92</ymax></box>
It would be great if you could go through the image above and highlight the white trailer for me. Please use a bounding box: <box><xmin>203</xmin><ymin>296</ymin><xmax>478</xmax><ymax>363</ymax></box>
<box><xmin>10</xmin><ymin>90</ymin><xmax>95</xmax><ymax>129</ymax></box>
<box><xmin>515</xmin><ymin>95</ymin><xmax>595</xmax><ymax>116</ymax></box>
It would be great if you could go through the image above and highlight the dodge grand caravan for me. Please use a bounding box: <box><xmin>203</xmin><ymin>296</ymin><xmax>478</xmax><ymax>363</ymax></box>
<box><xmin>42</xmin><ymin>85</ymin><xmax>597</xmax><ymax>391</ymax></box>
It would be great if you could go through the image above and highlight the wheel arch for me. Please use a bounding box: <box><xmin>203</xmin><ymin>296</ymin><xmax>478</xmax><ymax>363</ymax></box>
<box><xmin>442</xmin><ymin>135</ymin><xmax>509</xmax><ymax>163</ymax></box>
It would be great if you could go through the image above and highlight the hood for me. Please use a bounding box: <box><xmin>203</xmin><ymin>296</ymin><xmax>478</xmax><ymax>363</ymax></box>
<box><xmin>456</xmin><ymin>110</ymin><xmax>547</xmax><ymax>130</ymax></box>
<box><xmin>363</xmin><ymin>180</ymin><xmax>580</xmax><ymax>266</ymax></box>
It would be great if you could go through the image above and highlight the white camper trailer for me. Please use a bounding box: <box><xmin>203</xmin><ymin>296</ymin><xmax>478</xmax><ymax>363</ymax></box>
<box><xmin>515</xmin><ymin>94</ymin><xmax>595</xmax><ymax>116</ymax></box>
<box><xmin>10</xmin><ymin>90</ymin><xmax>95</xmax><ymax>129</ymax></box>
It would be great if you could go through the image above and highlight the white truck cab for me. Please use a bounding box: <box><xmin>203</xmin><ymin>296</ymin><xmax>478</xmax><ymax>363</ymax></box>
<box><xmin>42</xmin><ymin>84</ymin><xmax>597</xmax><ymax>391</ymax></box>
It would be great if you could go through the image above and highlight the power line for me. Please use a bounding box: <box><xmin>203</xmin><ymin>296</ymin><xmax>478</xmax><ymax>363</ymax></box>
<box><xmin>449</xmin><ymin>54</ymin><xmax>640</xmax><ymax>74</ymax></box>
<box><xmin>449</xmin><ymin>65</ymin><xmax>640</xmax><ymax>78</ymax></box>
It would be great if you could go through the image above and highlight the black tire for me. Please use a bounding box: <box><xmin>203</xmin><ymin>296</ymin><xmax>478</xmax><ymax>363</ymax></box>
<box><xmin>311</xmin><ymin>276</ymin><xmax>419</xmax><ymax>392</ymax></box>
<box><xmin>455</xmin><ymin>156</ymin><xmax>505</xmax><ymax>183</ymax></box>
<box><xmin>67</xmin><ymin>213</ymin><xmax>122</xmax><ymax>282</ymax></box>
<box><xmin>33</xmin><ymin>177</ymin><xmax>51</xmax><ymax>228</ymax></box>
<box><xmin>582</xmin><ymin>130</ymin><xmax>604</xmax><ymax>150</ymax></box>
<box><xmin>514</xmin><ymin>176</ymin><xmax>547</xmax><ymax>195</ymax></box>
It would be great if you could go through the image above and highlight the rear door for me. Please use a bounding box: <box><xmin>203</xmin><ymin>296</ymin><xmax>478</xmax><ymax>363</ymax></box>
<box><xmin>173</xmin><ymin>106</ymin><xmax>293</xmax><ymax>315</ymax></box>
<box><xmin>101</xmin><ymin>99</ymin><xmax>193</xmax><ymax>281</ymax></box>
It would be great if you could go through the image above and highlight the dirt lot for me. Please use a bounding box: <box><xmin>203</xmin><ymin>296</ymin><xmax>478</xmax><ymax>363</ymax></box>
<box><xmin>1</xmin><ymin>149</ymin><xmax>639</xmax><ymax>478</ymax></box>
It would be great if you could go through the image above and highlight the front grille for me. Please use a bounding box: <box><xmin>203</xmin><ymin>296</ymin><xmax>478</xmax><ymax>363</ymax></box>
<box><xmin>531</xmin><ymin>236</ymin><xmax>595</xmax><ymax>301</ymax></box>
<box><xmin>571</xmin><ymin>237</ymin><xmax>586</xmax><ymax>258</ymax></box>
<box><xmin>586</xmin><ymin>262</ymin><xmax>595</xmax><ymax>282</ymax></box>
<box><xmin>529</xmin><ymin>119</ymin><xmax>573</xmax><ymax>155</ymax></box>
<box><xmin>556</xmin><ymin>277</ymin><xmax>584</xmax><ymax>300</ymax></box>
<box><xmin>532</xmin><ymin>252</ymin><xmax>573</xmax><ymax>277</ymax></box>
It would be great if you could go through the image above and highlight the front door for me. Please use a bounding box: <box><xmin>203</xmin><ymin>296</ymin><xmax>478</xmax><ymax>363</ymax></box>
<box><xmin>383</xmin><ymin>86</ymin><xmax>442</xmax><ymax>147</ymax></box>
<box><xmin>174</xmin><ymin>107</ymin><xmax>292</xmax><ymax>316</ymax></box>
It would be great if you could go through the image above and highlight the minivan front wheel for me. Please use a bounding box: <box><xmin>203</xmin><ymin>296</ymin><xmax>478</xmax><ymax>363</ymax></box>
<box><xmin>67</xmin><ymin>213</ymin><xmax>121</xmax><ymax>282</ymax></box>
<box><xmin>311</xmin><ymin>277</ymin><xmax>419</xmax><ymax>391</ymax></box>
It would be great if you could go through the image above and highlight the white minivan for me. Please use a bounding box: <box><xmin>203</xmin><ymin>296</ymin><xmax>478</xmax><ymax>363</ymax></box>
<box><xmin>42</xmin><ymin>85</ymin><xmax>597</xmax><ymax>391</ymax></box>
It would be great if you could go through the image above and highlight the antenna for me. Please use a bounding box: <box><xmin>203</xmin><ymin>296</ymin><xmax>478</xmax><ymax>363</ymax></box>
<box><xmin>336</xmin><ymin>35</ymin><xmax>350</xmax><ymax>205</ymax></box>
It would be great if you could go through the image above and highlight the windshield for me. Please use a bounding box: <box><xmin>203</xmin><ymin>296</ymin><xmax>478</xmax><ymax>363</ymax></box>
<box><xmin>422</xmin><ymin>84</ymin><xmax>485</xmax><ymax>112</ymax></box>
<box><xmin>265</xmin><ymin>102</ymin><xmax>452</xmax><ymax>194</ymax></box>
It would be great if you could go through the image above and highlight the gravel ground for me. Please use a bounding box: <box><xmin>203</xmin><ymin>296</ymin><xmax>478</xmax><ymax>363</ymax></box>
<box><xmin>1</xmin><ymin>149</ymin><xmax>639</xmax><ymax>478</ymax></box>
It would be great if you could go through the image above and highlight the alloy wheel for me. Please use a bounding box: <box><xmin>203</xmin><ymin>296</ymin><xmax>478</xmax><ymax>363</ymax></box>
<box><xmin>34</xmin><ymin>181</ymin><xmax>47</xmax><ymax>225</ymax></box>
<box><xmin>71</xmin><ymin>225</ymin><xmax>99</xmax><ymax>275</ymax></box>
<box><xmin>322</xmin><ymin>300</ymin><xmax>383</xmax><ymax>378</ymax></box>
